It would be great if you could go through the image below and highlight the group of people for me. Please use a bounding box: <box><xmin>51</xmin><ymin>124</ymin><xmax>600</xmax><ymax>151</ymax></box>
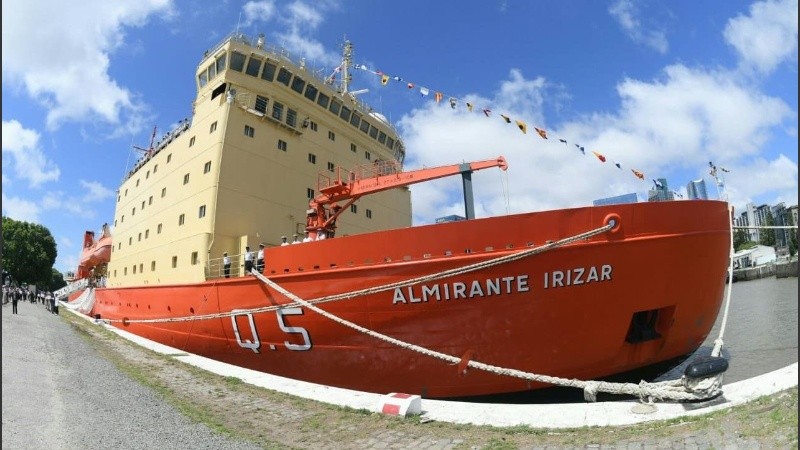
<box><xmin>280</xmin><ymin>230</ymin><xmax>323</xmax><ymax>246</ymax></box>
<box><xmin>222</xmin><ymin>243</ymin><xmax>265</xmax><ymax>278</ymax></box>
<box><xmin>3</xmin><ymin>285</ymin><xmax>58</xmax><ymax>315</ymax></box>
<box><xmin>222</xmin><ymin>229</ymin><xmax>330</xmax><ymax>278</ymax></box>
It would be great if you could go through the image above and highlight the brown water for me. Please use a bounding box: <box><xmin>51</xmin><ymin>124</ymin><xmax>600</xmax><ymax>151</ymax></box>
<box><xmin>455</xmin><ymin>276</ymin><xmax>798</xmax><ymax>403</ymax></box>
<box><xmin>659</xmin><ymin>276</ymin><xmax>798</xmax><ymax>384</ymax></box>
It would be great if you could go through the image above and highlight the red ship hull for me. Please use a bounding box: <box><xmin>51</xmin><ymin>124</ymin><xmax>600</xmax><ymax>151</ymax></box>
<box><xmin>79</xmin><ymin>200</ymin><xmax>730</xmax><ymax>398</ymax></box>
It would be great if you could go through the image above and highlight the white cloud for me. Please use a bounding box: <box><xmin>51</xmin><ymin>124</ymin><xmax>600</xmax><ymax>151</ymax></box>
<box><xmin>80</xmin><ymin>179</ymin><xmax>115</xmax><ymax>202</ymax></box>
<box><xmin>1</xmin><ymin>120</ymin><xmax>60</xmax><ymax>187</ymax></box>
<box><xmin>724</xmin><ymin>0</ymin><xmax>799</xmax><ymax>74</ymax></box>
<box><xmin>397</xmin><ymin>64</ymin><xmax>794</xmax><ymax>225</ymax></box>
<box><xmin>1</xmin><ymin>0</ymin><xmax>173</xmax><ymax>130</ymax></box>
<box><xmin>242</xmin><ymin>0</ymin><xmax>341</xmax><ymax>69</ymax></box>
<box><xmin>243</xmin><ymin>0</ymin><xmax>277</xmax><ymax>26</ymax></box>
<box><xmin>1</xmin><ymin>193</ymin><xmax>41</xmax><ymax>222</ymax></box>
<box><xmin>723</xmin><ymin>153</ymin><xmax>798</xmax><ymax>208</ymax></box>
<box><xmin>608</xmin><ymin>0</ymin><xmax>669</xmax><ymax>54</ymax></box>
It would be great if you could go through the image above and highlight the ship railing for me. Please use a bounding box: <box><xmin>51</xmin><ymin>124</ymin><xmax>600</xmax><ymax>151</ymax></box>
<box><xmin>205</xmin><ymin>31</ymin><xmax>402</xmax><ymax>139</ymax></box>
<box><xmin>206</xmin><ymin>252</ymin><xmax>251</xmax><ymax>280</ymax></box>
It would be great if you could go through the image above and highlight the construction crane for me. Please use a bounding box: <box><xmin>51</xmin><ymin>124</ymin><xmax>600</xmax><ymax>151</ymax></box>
<box><xmin>306</xmin><ymin>156</ymin><xmax>508</xmax><ymax>240</ymax></box>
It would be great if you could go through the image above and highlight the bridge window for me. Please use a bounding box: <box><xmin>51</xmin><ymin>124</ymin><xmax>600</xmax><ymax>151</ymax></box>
<box><xmin>369</xmin><ymin>125</ymin><xmax>378</xmax><ymax>139</ymax></box>
<box><xmin>359</xmin><ymin>119</ymin><xmax>370</xmax><ymax>134</ymax></box>
<box><xmin>378</xmin><ymin>131</ymin><xmax>387</xmax><ymax>144</ymax></box>
<box><xmin>350</xmin><ymin>112</ymin><xmax>361</xmax><ymax>128</ymax></box>
<box><xmin>386</xmin><ymin>136</ymin><xmax>395</xmax><ymax>149</ymax></box>
<box><xmin>215</xmin><ymin>54</ymin><xmax>226</xmax><ymax>75</ymax></box>
<box><xmin>230</xmin><ymin>51</ymin><xmax>246</xmax><ymax>72</ymax></box>
<box><xmin>339</xmin><ymin>106</ymin><xmax>351</xmax><ymax>122</ymax></box>
<box><xmin>304</xmin><ymin>84</ymin><xmax>318</xmax><ymax>102</ymax></box>
<box><xmin>329</xmin><ymin>99</ymin><xmax>341</xmax><ymax>115</ymax></box>
<box><xmin>291</xmin><ymin>76</ymin><xmax>306</xmax><ymax>94</ymax></box>
<box><xmin>245</xmin><ymin>56</ymin><xmax>262</xmax><ymax>77</ymax></box>
<box><xmin>261</xmin><ymin>61</ymin><xmax>277</xmax><ymax>81</ymax></box>
<box><xmin>276</xmin><ymin>68</ymin><xmax>292</xmax><ymax>86</ymax></box>
<box><xmin>317</xmin><ymin>92</ymin><xmax>330</xmax><ymax>109</ymax></box>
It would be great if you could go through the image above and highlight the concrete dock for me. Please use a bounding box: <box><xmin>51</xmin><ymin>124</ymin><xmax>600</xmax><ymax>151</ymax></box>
<box><xmin>3</xmin><ymin>293</ymin><xmax>798</xmax><ymax>449</ymax></box>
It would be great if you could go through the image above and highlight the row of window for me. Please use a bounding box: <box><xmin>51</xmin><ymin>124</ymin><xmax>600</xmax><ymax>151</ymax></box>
<box><xmin>115</xmin><ymin>204</ymin><xmax>207</xmax><ymax>254</ymax></box>
<box><xmin>116</xmin><ymin>161</ymin><xmax>213</xmax><ymax>227</ymax></box>
<box><xmin>120</xmin><ymin>120</ymin><xmax>220</xmax><ymax>203</ymax></box>
<box><xmin>224</xmin><ymin>50</ymin><xmax>401</xmax><ymax>156</ymax></box>
<box><xmin>113</xmin><ymin>251</ymin><xmax>200</xmax><ymax>278</ymax></box>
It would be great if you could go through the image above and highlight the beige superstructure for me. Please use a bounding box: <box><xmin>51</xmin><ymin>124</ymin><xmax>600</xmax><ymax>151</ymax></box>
<box><xmin>107</xmin><ymin>33</ymin><xmax>411</xmax><ymax>288</ymax></box>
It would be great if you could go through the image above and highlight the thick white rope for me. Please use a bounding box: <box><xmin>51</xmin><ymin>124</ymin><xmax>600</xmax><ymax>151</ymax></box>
<box><xmin>252</xmin><ymin>270</ymin><xmax>720</xmax><ymax>403</ymax></box>
<box><xmin>88</xmin><ymin>218</ymin><xmax>728</xmax><ymax>402</ymax></box>
<box><xmin>104</xmin><ymin>222</ymin><xmax>614</xmax><ymax>325</ymax></box>
<box><xmin>712</xmin><ymin>204</ymin><xmax>736</xmax><ymax>358</ymax></box>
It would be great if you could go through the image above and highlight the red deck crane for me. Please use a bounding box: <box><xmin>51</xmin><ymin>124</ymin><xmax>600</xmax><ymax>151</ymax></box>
<box><xmin>306</xmin><ymin>156</ymin><xmax>508</xmax><ymax>240</ymax></box>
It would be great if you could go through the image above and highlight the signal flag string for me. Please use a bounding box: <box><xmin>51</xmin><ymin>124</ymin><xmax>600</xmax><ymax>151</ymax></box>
<box><xmin>351</xmin><ymin>62</ymin><xmax>651</xmax><ymax>182</ymax></box>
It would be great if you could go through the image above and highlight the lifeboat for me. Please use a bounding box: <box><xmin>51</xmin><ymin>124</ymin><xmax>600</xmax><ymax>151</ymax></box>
<box><xmin>76</xmin><ymin>224</ymin><xmax>112</xmax><ymax>279</ymax></box>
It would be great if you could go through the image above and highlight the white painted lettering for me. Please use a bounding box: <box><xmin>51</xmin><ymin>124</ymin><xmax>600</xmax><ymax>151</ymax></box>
<box><xmin>392</xmin><ymin>288</ymin><xmax>407</xmax><ymax>304</ymax></box>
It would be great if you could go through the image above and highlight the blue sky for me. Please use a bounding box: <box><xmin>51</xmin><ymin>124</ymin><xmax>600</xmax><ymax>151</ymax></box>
<box><xmin>2</xmin><ymin>0</ymin><xmax>798</xmax><ymax>274</ymax></box>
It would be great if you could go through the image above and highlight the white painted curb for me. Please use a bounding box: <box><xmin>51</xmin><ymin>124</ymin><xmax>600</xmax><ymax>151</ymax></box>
<box><xmin>63</xmin><ymin>304</ymin><xmax>798</xmax><ymax>429</ymax></box>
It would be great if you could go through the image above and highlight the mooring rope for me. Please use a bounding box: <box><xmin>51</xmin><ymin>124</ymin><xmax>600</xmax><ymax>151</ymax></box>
<box><xmin>101</xmin><ymin>221</ymin><xmax>614</xmax><ymax>325</ymax></box>
<box><xmin>87</xmin><ymin>217</ymin><xmax>729</xmax><ymax>402</ymax></box>
<box><xmin>252</xmin><ymin>269</ymin><xmax>721</xmax><ymax>403</ymax></box>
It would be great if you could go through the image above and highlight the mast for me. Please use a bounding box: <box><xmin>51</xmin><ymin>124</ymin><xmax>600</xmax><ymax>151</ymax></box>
<box><xmin>341</xmin><ymin>40</ymin><xmax>352</xmax><ymax>94</ymax></box>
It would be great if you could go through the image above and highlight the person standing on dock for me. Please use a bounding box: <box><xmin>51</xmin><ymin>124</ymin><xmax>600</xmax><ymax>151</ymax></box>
<box><xmin>244</xmin><ymin>246</ymin><xmax>253</xmax><ymax>275</ymax></box>
<box><xmin>223</xmin><ymin>252</ymin><xmax>231</xmax><ymax>278</ymax></box>
<box><xmin>256</xmin><ymin>243</ymin><xmax>265</xmax><ymax>273</ymax></box>
<box><xmin>11</xmin><ymin>288</ymin><xmax>19</xmax><ymax>314</ymax></box>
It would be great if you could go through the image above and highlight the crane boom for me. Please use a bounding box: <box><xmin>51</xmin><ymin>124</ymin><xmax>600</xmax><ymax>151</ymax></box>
<box><xmin>306</xmin><ymin>156</ymin><xmax>507</xmax><ymax>239</ymax></box>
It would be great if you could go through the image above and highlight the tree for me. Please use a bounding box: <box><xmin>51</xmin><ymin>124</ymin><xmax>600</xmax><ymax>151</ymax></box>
<box><xmin>48</xmin><ymin>268</ymin><xmax>67</xmax><ymax>292</ymax></box>
<box><xmin>759</xmin><ymin>210</ymin><xmax>776</xmax><ymax>247</ymax></box>
<box><xmin>733</xmin><ymin>227</ymin><xmax>750</xmax><ymax>252</ymax></box>
<box><xmin>2</xmin><ymin>216</ymin><xmax>57</xmax><ymax>287</ymax></box>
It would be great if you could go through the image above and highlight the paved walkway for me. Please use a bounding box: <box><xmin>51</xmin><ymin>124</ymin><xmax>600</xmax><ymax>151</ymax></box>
<box><xmin>1</xmin><ymin>299</ymin><xmax>263</xmax><ymax>450</ymax></box>
<box><xmin>4</xmin><ymin>298</ymin><xmax>798</xmax><ymax>449</ymax></box>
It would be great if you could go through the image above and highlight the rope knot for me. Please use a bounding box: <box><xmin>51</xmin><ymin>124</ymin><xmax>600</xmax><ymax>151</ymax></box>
<box><xmin>583</xmin><ymin>381</ymin><xmax>600</xmax><ymax>402</ymax></box>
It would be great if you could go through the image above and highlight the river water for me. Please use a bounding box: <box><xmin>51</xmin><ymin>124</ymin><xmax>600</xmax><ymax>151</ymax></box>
<box><xmin>658</xmin><ymin>276</ymin><xmax>798</xmax><ymax>384</ymax></box>
<box><xmin>460</xmin><ymin>276</ymin><xmax>798</xmax><ymax>403</ymax></box>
